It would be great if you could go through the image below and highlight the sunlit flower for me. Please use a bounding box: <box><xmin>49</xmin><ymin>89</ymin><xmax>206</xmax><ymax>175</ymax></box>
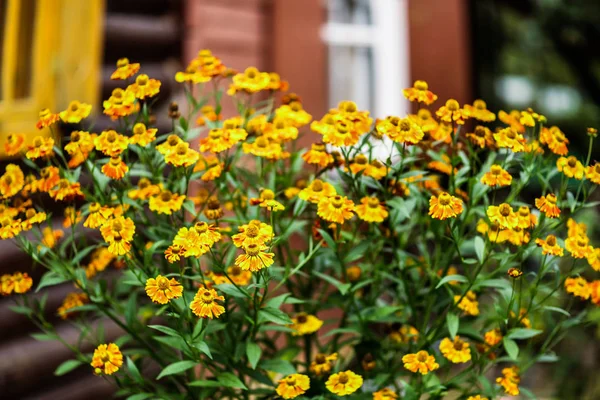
<box><xmin>48</xmin><ymin>179</ymin><xmax>84</xmax><ymax>202</ymax></box>
<box><xmin>276</xmin><ymin>374</ymin><xmax>310</xmax><ymax>399</ymax></box>
<box><xmin>3</xmin><ymin>133</ymin><xmax>26</xmax><ymax>155</ymax></box>
<box><xmin>487</xmin><ymin>203</ymin><xmax>518</xmax><ymax>229</ymax></box>
<box><xmin>587</xmin><ymin>248</ymin><xmax>600</xmax><ymax>272</ymax></box>
<box><xmin>436</xmin><ymin>99</ymin><xmax>468</xmax><ymax>125</ymax></box>
<box><xmin>310</xmin><ymin>353</ymin><xmax>338</xmax><ymax>376</ymax></box>
<box><xmin>242</xmin><ymin>136</ymin><xmax>288</xmax><ymax>161</ymax></box>
<box><xmin>402</xmin><ymin>351</ymin><xmax>439</xmax><ymax>375</ymax></box>
<box><xmin>26</xmin><ymin>136</ymin><xmax>55</xmax><ymax>159</ymax></box>
<box><xmin>289</xmin><ymin>313</ymin><xmax>323</xmax><ymax>336</ymax></box>
<box><xmin>302</xmin><ymin>143</ymin><xmax>333</xmax><ymax>168</ymax></box>
<box><xmin>263</xmin><ymin>117</ymin><xmax>298</xmax><ymax>143</ymax></box>
<box><xmin>103</xmin><ymin>88</ymin><xmax>138</xmax><ymax>119</ymax></box>
<box><xmin>57</xmin><ymin>292</ymin><xmax>88</xmax><ymax>319</ymax></box>
<box><xmin>535</xmin><ymin>235</ymin><xmax>564</xmax><ymax>256</ymax></box>
<box><xmin>127</xmin><ymin>74</ymin><xmax>161</xmax><ymax>99</ymax></box>
<box><xmin>110</xmin><ymin>57</ymin><xmax>140</xmax><ymax>80</ymax></box>
<box><xmin>496</xmin><ymin>366</ymin><xmax>520</xmax><ymax>396</ymax></box>
<box><xmin>493</xmin><ymin>128</ymin><xmax>526</xmax><ymax>152</ymax></box>
<box><xmin>439</xmin><ymin>336</ymin><xmax>471</xmax><ymax>363</ymax></box>
<box><xmin>535</xmin><ymin>193</ymin><xmax>560</xmax><ymax>218</ymax></box>
<box><xmin>410</xmin><ymin>109</ymin><xmax>438</xmax><ymax>133</ymax></box>
<box><xmin>94</xmin><ymin>130</ymin><xmax>129</xmax><ymax>156</ymax></box>
<box><xmin>378</xmin><ymin>117</ymin><xmax>424</xmax><ymax>144</ymax></box>
<box><xmin>481</xmin><ymin>165</ymin><xmax>512</xmax><ymax>187</ymax></box>
<box><xmin>0</xmin><ymin>164</ymin><xmax>24</xmax><ymax>199</ymax></box>
<box><xmin>455</xmin><ymin>291</ymin><xmax>479</xmax><ymax>316</ymax></box>
<box><xmin>275</xmin><ymin>102</ymin><xmax>312</xmax><ymax>128</ymax></box>
<box><xmin>130</xmin><ymin>123</ymin><xmax>157</xmax><ymax>146</ymax></box>
<box><xmin>232</xmin><ymin>220</ymin><xmax>273</xmax><ymax>248</ymax></box>
<box><xmin>224</xmin><ymin>266</ymin><xmax>252</xmax><ymax>286</ymax></box>
<box><xmin>165</xmin><ymin>142</ymin><xmax>200</xmax><ymax>167</ymax></box>
<box><xmin>429</xmin><ymin>192</ymin><xmax>463</xmax><ymax>220</ymax></box>
<box><xmin>373</xmin><ymin>388</ymin><xmax>398</xmax><ymax>400</ymax></box>
<box><xmin>557</xmin><ymin>156</ymin><xmax>584</xmax><ymax>180</ymax></box>
<box><xmin>229</xmin><ymin>67</ymin><xmax>270</xmax><ymax>94</ymax></box>
<box><xmin>585</xmin><ymin>162</ymin><xmax>600</xmax><ymax>184</ymax></box>
<box><xmin>84</xmin><ymin>203</ymin><xmax>114</xmax><ymax>229</ymax></box>
<box><xmin>464</xmin><ymin>99</ymin><xmax>496</xmax><ymax>122</ymax></box>
<box><xmin>321</xmin><ymin>119</ymin><xmax>361</xmax><ymax>147</ymax></box>
<box><xmin>102</xmin><ymin>156</ymin><xmax>129</xmax><ymax>180</ymax></box>
<box><xmin>540</xmin><ymin>126</ymin><xmax>569</xmax><ymax>156</ymax></box>
<box><xmin>317</xmin><ymin>195</ymin><xmax>354</xmax><ymax>224</ymax></box>
<box><xmin>36</xmin><ymin>109</ymin><xmax>60</xmax><ymax>130</ymax></box>
<box><xmin>565</xmin><ymin>235</ymin><xmax>592</xmax><ymax>259</ymax></box>
<box><xmin>91</xmin><ymin>343</ymin><xmax>123</xmax><ymax>375</ymax></box>
<box><xmin>149</xmin><ymin>190</ymin><xmax>185</xmax><ymax>215</ymax></box>
<box><xmin>516</xmin><ymin>206</ymin><xmax>537</xmax><ymax>229</ymax></box>
<box><xmin>199</xmin><ymin>122</ymin><xmax>248</xmax><ymax>153</ymax></box>
<box><xmin>484</xmin><ymin>328</ymin><xmax>503</xmax><ymax>346</ymax></box>
<box><xmin>128</xmin><ymin>178</ymin><xmax>161</xmax><ymax>200</ymax></box>
<box><xmin>403</xmin><ymin>80</ymin><xmax>437</xmax><ymax>105</ymax></box>
<box><xmin>326</xmin><ymin>370</ymin><xmax>363</xmax><ymax>396</ymax></box>
<box><xmin>145</xmin><ymin>275</ymin><xmax>183</xmax><ymax>304</ymax></box>
<box><xmin>466</xmin><ymin>126</ymin><xmax>495</xmax><ymax>148</ymax></box>
<box><xmin>60</xmin><ymin>101</ymin><xmax>92</xmax><ymax>123</ymax></box>
<box><xmin>100</xmin><ymin>216</ymin><xmax>135</xmax><ymax>255</ymax></box>
<box><xmin>190</xmin><ymin>286</ymin><xmax>225</xmax><ymax>319</ymax></box>
<box><xmin>355</xmin><ymin>196</ymin><xmax>388</xmax><ymax>223</ymax></box>
<box><xmin>235</xmin><ymin>244</ymin><xmax>275</xmax><ymax>272</ymax></box>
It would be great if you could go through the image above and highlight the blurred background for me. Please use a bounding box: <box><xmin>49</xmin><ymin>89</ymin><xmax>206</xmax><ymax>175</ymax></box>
<box><xmin>1</xmin><ymin>0</ymin><xmax>599</xmax><ymax>398</ymax></box>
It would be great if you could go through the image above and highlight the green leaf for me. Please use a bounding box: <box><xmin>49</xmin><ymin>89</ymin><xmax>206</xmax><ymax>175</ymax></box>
<box><xmin>216</xmin><ymin>283</ymin><xmax>249</xmax><ymax>299</ymax></box>
<box><xmin>218</xmin><ymin>372</ymin><xmax>247</xmax><ymax>389</ymax></box>
<box><xmin>258</xmin><ymin>307</ymin><xmax>293</xmax><ymax>325</ymax></box>
<box><xmin>156</xmin><ymin>360</ymin><xmax>197</xmax><ymax>380</ymax></box>
<box><xmin>313</xmin><ymin>271</ymin><xmax>351</xmax><ymax>295</ymax></box>
<box><xmin>8</xmin><ymin>305</ymin><xmax>33</xmax><ymax>316</ymax></box>
<box><xmin>36</xmin><ymin>271</ymin><xmax>70</xmax><ymax>292</ymax></box>
<box><xmin>507</xmin><ymin>328</ymin><xmax>543</xmax><ymax>340</ymax></box>
<box><xmin>543</xmin><ymin>305</ymin><xmax>570</xmax><ymax>317</ymax></box>
<box><xmin>127</xmin><ymin>357</ymin><xmax>144</xmax><ymax>384</ymax></box>
<box><xmin>259</xmin><ymin>359</ymin><xmax>296</xmax><ymax>375</ymax></box>
<box><xmin>446</xmin><ymin>313</ymin><xmax>459</xmax><ymax>338</ymax></box>
<box><xmin>246</xmin><ymin>342</ymin><xmax>261</xmax><ymax>369</ymax></box>
<box><xmin>344</xmin><ymin>241</ymin><xmax>370</xmax><ymax>263</ymax></box>
<box><xmin>435</xmin><ymin>274</ymin><xmax>468</xmax><ymax>289</ymax></box>
<box><xmin>503</xmin><ymin>337</ymin><xmax>519</xmax><ymax>360</ymax></box>
<box><xmin>189</xmin><ymin>380</ymin><xmax>222</xmax><ymax>387</ymax></box>
<box><xmin>148</xmin><ymin>325</ymin><xmax>181</xmax><ymax>337</ymax></box>
<box><xmin>194</xmin><ymin>341</ymin><xmax>213</xmax><ymax>359</ymax></box>
<box><xmin>31</xmin><ymin>332</ymin><xmax>57</xmax><ymax>341</ymax></box>
<box><xmin>54</xmin><ymin>359</ymin><xmax>83</xmax><ymax>376</ymax></box>
<box><xmin>473</xmin><ymin>236</ymin><xmax>485</xmax><ymax>263</ymax></box>
<box><xmin>126</xmin><ymin>394</ymin><xmax>155</xmax><ymax>400</ymax></box>
<box><xmin>317</xmin><ymin>229</ymin><xmax>336</xmax><ymax>249</ymax></box>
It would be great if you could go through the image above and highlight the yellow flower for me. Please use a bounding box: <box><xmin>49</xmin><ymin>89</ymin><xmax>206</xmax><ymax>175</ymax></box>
<box><xmin>439</xmin><ymin>336</ymin><xmax>471</xmax><ymax>363</ymax></box>
<box><xmin>378</xmin><ymin>117</ymin><xmax>424</xmax><ymax>144</ymax></box>
<box><xmin>276</xmin><ymin>374</ymin><xmax>310</xmax><ymax>399</ymax></box>
<box><xmin>467</xmin><ymin>396</ymin><xmax>488</xmax><ymax>400</ymax></box>
<box><xmin>199</xmin><ymin>123</ymin><xmax>248</xmax><ymax>153</ymax></box>
<box><xmin>493</xmin><ymin>127</ymin><xmax>526</xmax><ymax>152</ymax></box>
<box><xmin>85</xmin><ymin>203</ymin><xmax>114</xmax><ymax>229</ymax></box>
<box><xmin>496</xmin><ymin>366</ymin><xmax>520</xmax><ymax>396</ymax></box>
<box><xmin>355</xmin><ymin>196</ymin><xmax>388</xmax><ymax>223</ymax></box>
<box><xmin>48</xmin><ymin>179</ymin><xmax>84</xmax><ymax>202</ymax></box>
<box><xmin>57</xmin><ymin>292</ymin><xmax>88</xmax><ymax>319</ymax></box>
<box><xmin>130</xmin><ymin>123</ymin><xmax>157</xmax><ymax>146</ymax></box>
<box><xmin>428</xmin><ymin>192</ymin><xmax>463</xmax><ymax>220</ymax></box>
<box><xmin>535</xmin><ymin>234</ymin><xmax>563</xmax><ymax>256</ymax></box>
<box><xmin>100</xmin><ymin>216</ymin><xmax>135</xmax><ymax>255</ymax></box>
<box><xmin>103</xmin><ymin>88</ymin><xmax>138</xmax><ymax>120</ymax></box>
<box><xmin>165</xmin><ymin>142</ymin><xmax>200</xmax><ymax>167</ymax></box>
<box><xmin>373</xmin><ymin>388</ymin><xmax>398</xmax><ymax>400</ymax></box>
<box><xmin>102</xmin><ymin>156</ymin><xmax>129</xmax><ymax>180</ymax></box>
<box><xmin>40</xmin><ymin>226</ymin><xmax>64</xmax><ymax>249</ymax></box>
<box><xmin>110</xmin><ymin>57</ymin><xmax>140</xmax><ymax>80</ymax></box>
<box><xmin>289</xmin><ymin>313</ymin><xmax>323</xmax><ymax>336</ymax></box>
<box><xmin>275</xmin><ymin>102</ymin><xmax>313</xmax><ymax>128</ymax></box>
<box><xmin>326</xmin><ymin>370</ymin><xmax>363</xmax><ymax>396</ymax></box>
<box><xmin>302</xmin><ymin>143</ymin><xmax>333</xmax><ymax>168</ymax></box>
<box><xmin>309</xmin><ymin>353</ymin><xmax>338</xmax><ymax>376</ymax></box>
<box><xmin>585</xmin><ymin>162</ymin><xmax>600</xmax><ymax>184</ymax></box>
<box><xmin>299</xmin><ymin>179</ymin><xmax>337</xmax><ymax>204</ymax></box>
<box><xmin>0</xmin><ymin>164</ymin><xmax>24</xmax><ymax>199</ymax></box>
<box><xmin>232</xmin><ymin>220</ymin><xmax>273</xmax><ymax>248</ymax></box>
<box><xmin>60</xmin><ymin>100</ymin><xmax>92</xmax><ymax>123</ymax></box>
<box><xmin>317</xmin><ymin>195</ymin><xmax>354</xmax><ymax>224</ymax></box>
<box><xmin>229</xmin><ymin>66</ymin><xmax>270</xmax><ymax>94</ymax></box>
<box><xmin>410</xmin><ymin>109</ymin><xmax>438</xmax><ymax>133</ymax></box>
<box><xmin>64</xmin><ymin>131</ymin><xmax>95</xmax><ymax>157</ymax></box>
<box><xmin>235</xmin><ymin>244</ymin><xmax>275</xmax><ymax>272</ymax></box>
<box><xmin>484</xmin><ymin>328</ymin><xmax>503</xmax><ymax>346</ymax></box>
<box><xmin>3</xmin><ymin>133</ymin><xmax>26</xmax><ymax>155</ymax></box>
<box><xmin>91</xmin><ymin>343</ymin><xmax>123</xmax><ymax>375</ymax></box>
<box><xmin>540</xmin><ymin>126</ymin><xmax>569</xmax><ymax>156</ymax></box>
<box><xmin>263</xmin><ymin>117</ymin><xmax>298</xmax><ymax>143</ymax></box>
<box><xmin>156</xmin><ymin>134</ymin><xmax>182</xmax><ymax>155</ymax></box>
<box><xmin>466</xmin><ymin>125</ymin><xmax>495</xmax><ymax>148</ymax></box>
<box><xmin>172</xmin><ymin>222</ymin><xmax>221</xmax><ymax>257</ymax></box>
<box><xmin>516</xmin><ymin>206</ymin><xmax>537</xmax><ymax>229</ymax></box>
<box><xmin>535</xmin><ymin>193</ymin><xmax>560</xmax><ymax>218</ymax></box>
<box><xmin>389</xmin><ymin>325</ymin><xmax>419</xmax><ymax>344</ymax></box>
<box><xmin>587</xmin><ymin>248</ymin><xmax>600</xmax><ymax>272</ymax></box>
<box><xmin>20</xmin><ymin>208</ymin><xmax>47</xmax><ymax>231</ymax></box>
<box><xmin>145</xmin><ymin>275</ymin><xmax>184</xmax><ymax>304</ymax></box>
<box><xmin>464</xmin><ymin>99</ymin><xmax>495</xmax><ymax>122</ymax></box>
<box><xmin>36</xmin><ymin>109</ymin><xmax>60</xmax><ymax>130</ymax></box>
<box><xmin>127</xmin><ymin>74</ymin><xmax>161</xmax><ymax>99</ymax></box>
<box><xmin>590</xmin><ymin>280</ymin><xmax>600</xmax><ymax>305</ymax></box>
<box><xmin>94</xmin><ymin>130</ymin><xmax>129</xmax><ymax>156</ymax></box>
<box><xmin>403</xmin><ymin>80</ymin><xmax>437</xmax><ymax>105</ymax></box>
<box><xmin>481</xmin><ymin>165</ymin><xmax>512</xmax><ymax>187</ymax></box>
<box><xmin>565</xmin><ymin>235</ymin><xmax>592</xmax><ymax>259</ymax></box>
<box><xmin>128</xmin><ymin>178</ymin><xmax>161</xmax><ymax>201</ymax></box>
<box><xmin>486</xmin><ymin>203</ymin><xmax>518</xmax><ymax>229</ymax></box>
<box><xmin>242</xmin><ymin>136</ymin><xmax>288</xmax><ymax>161</ymax></box>
<box><xmin>321</xmin><ymin>119</ymin><xmax>361</xmax><ymax>147</ymax></box>
<box><xmin>164</xmin><ymin>244</ymin><xmax>186</xmax><ymax>263</ymax></box>
<box><xmin>455</xmin><ymin>291</ymin><xmax>479</xmax><ymax>316</ymax></box>
<box><xmin>26</xmin><ymin>136</ymin><xmax>55</xmax><ymax>159</ymax></box>
<box><xmin>557</xmin><ymin>156</ymin><xmax>584</xmax><ymax>180</ymax></box>
<box><xmin>402</xmin><ymin>351</ymin><xmax>439</xmax><ymax>375</ymax></box>
<box><xmin>63</xmin><ymin>207</ymin><xmax>82</xmax><ymax>228</ymax></box>
<box><xmin>190</xmin><ymin>286</ymin><xmax>225</xmax><ymax>319</ymax></box>
<box><xmin>176</xmin><ymin>51</ymin><xmax>227</xmax><ymax>83</ymax></box>
<box><xmin>436</xmin><ymin>99</ymin><xmax>468</xmax><ymax>125</ymax></box>
<box><xmin>224</xmin><ymin>266</ymin><xmax>252</xmax><ymax>286</ymax></box>
<box><xmin>149</xmin><ymin>190</ymin><xmax>186</xmax><ymax>215</ymax></box>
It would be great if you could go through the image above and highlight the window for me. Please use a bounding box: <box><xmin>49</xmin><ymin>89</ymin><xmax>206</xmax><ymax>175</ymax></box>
<box><xmin>0</xmin><ymin>0</ymin><xmax>104</xmax><ymax>158</ymax></box>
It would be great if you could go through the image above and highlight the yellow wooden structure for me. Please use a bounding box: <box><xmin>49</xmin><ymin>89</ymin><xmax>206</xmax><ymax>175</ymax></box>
<box><xmin>0</xmin><ymin>0</ymin><xmax>104</xmax><ymax>157</ymax></box>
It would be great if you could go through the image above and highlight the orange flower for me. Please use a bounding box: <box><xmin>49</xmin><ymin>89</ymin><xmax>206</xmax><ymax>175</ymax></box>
<box><xmin>589</xmin><ymin>280</ymin><xmax>600</xmax><ymax>305</ymax></box>
<box><xmin>232</xmin><ymin>220</ymin><xmax>273</xmax><ymax>248</ymax></box>
<box><xmin>403</xmin><ymin>80</ymin><xmax>437</xmax><ymax>105</ymax></box>
<box><xmin>303</xmin><ymin>143</ymin><xmax>333</xmax><ymax>168</ymax></box>
<box><xmin>94</xmin><ymin>130</ymin><xmax>129</xmax><ymax>156</ymax></box>
<box><xmin>464</xmin><ymin>99</ymin><xmax>496</xmax><ymax>122</ymax></box>
<box><xmin>565</xmin><ymin>235</ymin><xmax>592</xmax><ymax>259</ymax></box>
<box><xmin>540</xmin><ymin>126</ymin><xmax>569</xmax><ymax>155</ymax></box>
<box><xmin>102</xmin><ymin>156</ymin><xmax>129</xmax><ymax>180</ymax></box>
<box><xmin>60</xmin><ymin>101</ymin><xmax>92</xmax><ymax>124</ymax></box>
<box><xmin>355</xmin><ymin>196</ymin><xmax>388</xmax><ymax>223</ymax></box>
<box><xmin>3</xmin><ymin>133</ymin><xmax>26</xmax><ymax>155</ymax></box>
<box><xmin>110</xmin><ymin>58</ymin><xmax>140</xmax><ymax>80</ymax></box>
<box><xmin>496</xmin><ymin>366</ymin><xmax>520</xmax><ymax>396</ymax></box>
<box><xmin>481</xmin><ymin>165</ymin><xmax>512</xmax><ymax>187</ymax></box>
<box><xmin>276</xmin><ymin>374</ymin><xmax>310</xmax><ymax>399</ymax></box>
<box><xmin>428</xmin><ymin>192</ymin><xmax>463</xmax><ymax>220</ymax></box>
<box><xmin>516</xmin><ymin>206</ymin><xmax>537</xmax><ymax>229</ymax></box>
<box><xmin>317</xmin><ymin>195</ymin><xmax>355</xmax><ymax>224</ymax></box>
<box><xmin>321</xmin><ymin>119</ymin><xmax>361</xmax><ymax>147</ymax></box>
<box><xmin>199</xmin><ymin>122</ymin><xmax>248</xmax><ymax>153</ymax></box>
<box><xmin>103</xmin><ymin>88</ymin><xmax>138</xmax><ymax>120</ymax></box>
<box><xmin>127</xmin><ymin>74</ymin><xmax>161</xmax><ymax>99</ymax></box>
<box><xmin>36</xmin><ymin>108</ymin><xmax>60</xmax><ymax>130</ymax></box>
<box><xmin>57</xmin><ymin>292</ymin><xmax>88</xmax><ymax>319</ymax></box>
<box><xmin>128</xmin><ymin>178</ymin><xmax>161</xmax><ymax>201</ymax></box>
<box><xmin>535</xmin><ymin>234</ymin><xmax>564</xmax><ymax>256</ymax></box>
<box><xmin>91</xmin><ymin>343</ymin><xmax>123</xmax><ymax>375</ymax></box>
<box><xmin>565</xmin><ymin>276</ymin><xmax>591</xmax><ymax>300</ymax></box>
<box><xmin>26</xmin><ymin>136</ymin><xmax>55</xmax><ymax>159</ymax></box>
<box><xmin>455</xmin><ymin>291</ymin><xmax>479</xmax><ymax>316</ymax></box>
<box><xmin>535</xmin><ymin>193</ymin><xmax>560</xmax><ymax>218</ymax></box>
<box><xmin>11</xmin><ymin>272</ymin><xmax>33</xmax><ymax>294</ymax></box>
<box><xmin>0</xmin><ymin>164</ymin><xmax>25</xmax><ymax>199</ymax></box>
<box><xmin>63</xmin><ymin>207</ymin><xmax>82</xmax><ymax>228</ymax></box>
<box><xmin>377</xmin><ymin>117</ymin><xmax>424</xmax><ymax>144</ymax></box>
<box><xmin>402</xmin><ymin>351</ymin><xmax>439</xmax><ymax>375</ymax></box>
<box><xmin>228</xmin><ymin>66</ymin><xmax>270</xmax><ymax>94</ymax></box>
<box><xmin>145</xmin><ymin>275</ymin><xmax>184</xmax><ymax>304</ymax></box>
<box><xmin>190</xmin><ymin>286</ymin><xmax>225</xmax><ymax>319</ymax></box>
<box><xmin>436</xmin><ymin>99</ymin><xmax>468</xmax><ymax>125</ymax></box>
<box><xmin>48</xmin><ymin>179</ymin><xmax>84</xmax><ymax>202</ymax></box>
<box><xmin>585</xmin><ymin>162</ymin><xmax>600</xmax><ymax>184</ymax></box>
<box><xmin>242</xmin><ymin>136</ymin><xmax>288</xmax><ymax>161</ymax></box>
